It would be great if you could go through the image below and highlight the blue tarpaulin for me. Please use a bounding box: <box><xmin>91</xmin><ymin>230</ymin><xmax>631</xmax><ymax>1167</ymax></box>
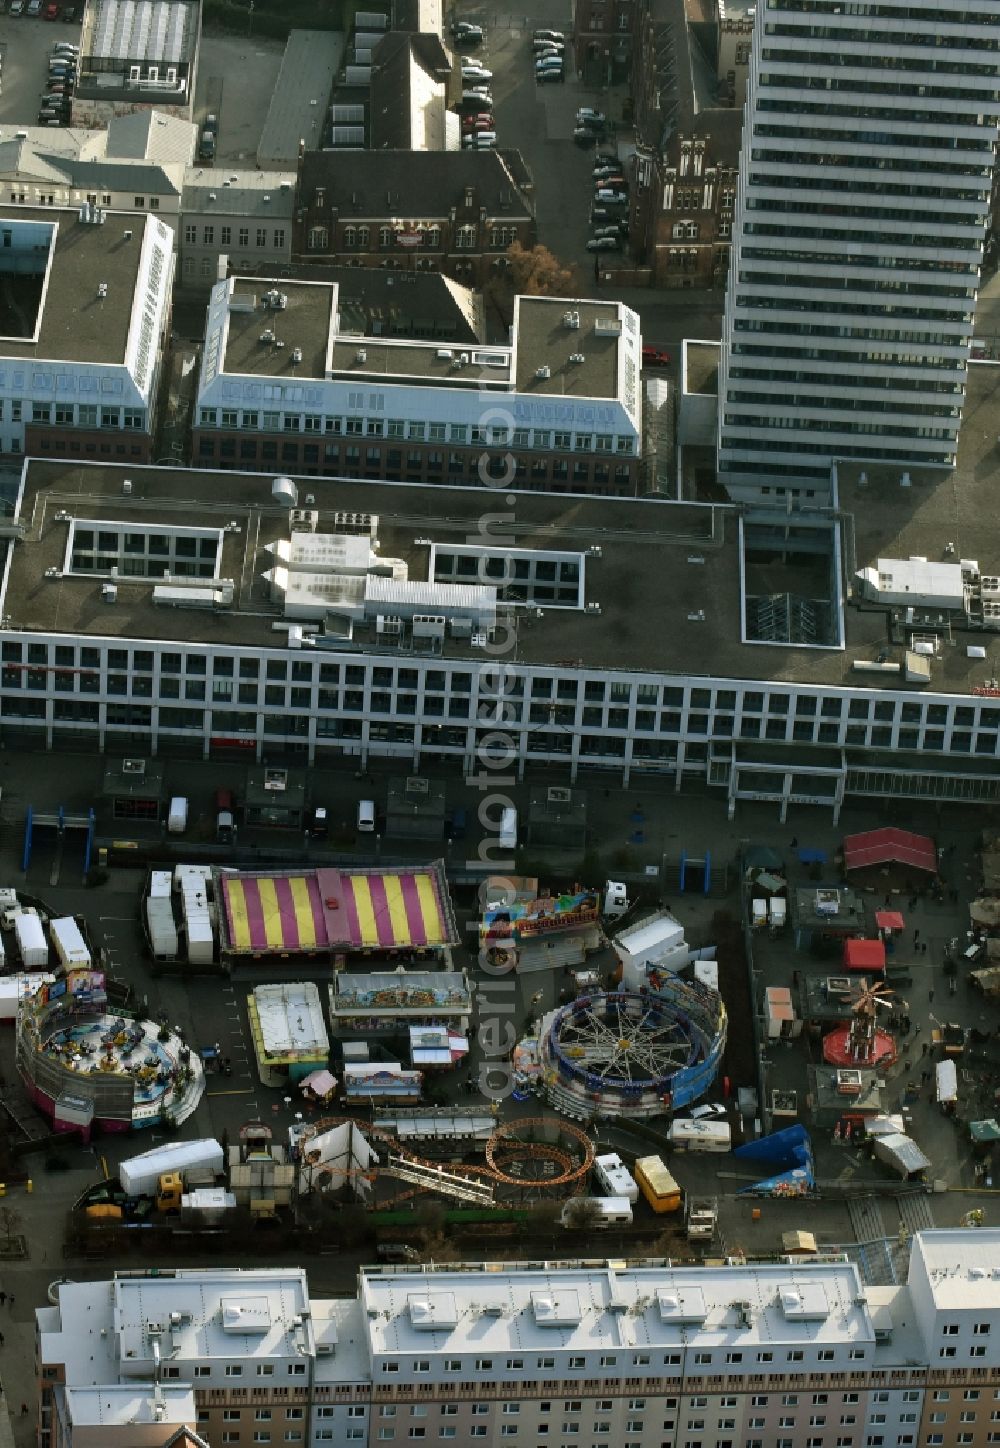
<box><xmin>797</xmin><ymin>847</ymin><xmax>828</xmax><ymax>864</ymax></box>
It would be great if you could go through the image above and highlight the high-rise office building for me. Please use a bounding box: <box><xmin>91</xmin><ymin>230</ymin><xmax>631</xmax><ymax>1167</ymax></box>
<box><xmin>717</xmin><ymin>0</ymin><xmax>1000</xmax><ymax>501</ymax></box>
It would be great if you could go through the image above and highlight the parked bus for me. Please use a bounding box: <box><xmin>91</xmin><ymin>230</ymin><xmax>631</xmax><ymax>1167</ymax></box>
<box><xmin>667</xmin><ymin>1118</ymin><xmax>732</xmax><ymax>1153</ymax></box>
<box><xmin>634</xmin><ymin>1154</ymin><xmax>682</xmax><ymax>1213</ymax></box>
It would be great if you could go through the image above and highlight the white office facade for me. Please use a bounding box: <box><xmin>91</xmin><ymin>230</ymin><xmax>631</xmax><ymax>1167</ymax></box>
<box><xmin>717</xmin><ymin>0</ymin><xmax>1000</xmax><ymax>500</ymax></box>
<box><xmin>4</xmin><ymin>598</ymin><xmax>1000</xmax><ymax>817</ymax></box>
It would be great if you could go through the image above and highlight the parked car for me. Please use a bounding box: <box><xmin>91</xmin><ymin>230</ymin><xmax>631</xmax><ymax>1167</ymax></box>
<box><xmin>574</xmin><ymin>128</ymin><xmax>597</xmax><ymax>147</ymax></box>
<box><xmin>450</xmin><ymin>18</ymin><xmax>483</xmax><ymax>38</ymax></box>
<box><xmin>307</xmin><ymin>804</ymin><xmax>328</xmax><ymax>839</ymax></box>
<box><xmin>594</xmin><ymin>189</ymin><xmax>628</xmax><ymax>205</ymax></box>
<box><xmin>593</xmin><ymin>225</ymin><xmax>623</xmax><ymax>240</ymax></box>
<box><xmin>44</xmin><ymin>3</ymin><xmax>59</xmax><ymax>18</ymax></box>
<box><xmin>452</xmin><ymin>24</ymin><xmax>483</xmax><ymax>46</ymax></box>
<box><xmin>534</xmin><ymin>44</ymin><xmax>563</xmax><ymax>60</ymax></box>
<box><xmin>595</xmin><ymin>151</ymin><xmax>619</xmax><ymax>165</ymax></box>
<box><xmin>461</xmin><ymin>63</ymin><xmax>492</xmax><ymax>80</ymax></box>
<box><xmin>10</xmin><ymin>3</ymin><xmax>26</xmax><ymax>16</ymax></box>
<box><xmin>577</xmin><ymin>107</ymin><xmax>606</xmax><ymax>124</ymax></box>
<box><xmin>203</xmin><ymin>112</ymin><xmax>218</xmax><ymax>136</ymax></box>
<box><xmin>535</xmin><ymin>66</ymin><xmax>564</xmax><ymax>83</ymax></box>
<box><xmin>461</xmin><ymin>112</ymin><xmax>493</xmax><ymax>130</ymax></box>
<box><xmin>534</xmin><ymin>28</ymin><xmax>564</xmax><ymax>42</ymax></box>
<box><xmin>641</xmin><ymin>344</ymin><xmax>672</xmax><ymax>367</ymax></box>
<box><xmin>587</xmin><ymin>235</ymin><xmax>620</xmax><ymax>252</ymax></box>
<box><xmin>60</xmin><ymin>3</ymin><xmax>77</xmax><ymax>16</ymax></box>
<box><xmin>27</xmin><ymin>0</ymin><xmax>43</xmax><ymax>15</ymax></box>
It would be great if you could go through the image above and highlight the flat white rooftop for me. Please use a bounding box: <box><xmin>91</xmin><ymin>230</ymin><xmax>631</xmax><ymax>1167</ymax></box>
<box><xmin>912</xmin><ymin>1229</ymin><xmax>1000</xmax><ymax>1310</ymax></box>
<box><xmin>251</xmin><ymin>981</ymin><xmax>329</xmax><ymax>1058</ymax></box>
<box><xmin>359</xmin><ymin>1261</ymin><xmax>874</xmax><ymax>1357</ymax></box>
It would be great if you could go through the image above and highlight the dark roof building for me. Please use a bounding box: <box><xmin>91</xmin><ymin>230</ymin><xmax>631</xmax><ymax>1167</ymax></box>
<box><xmin>294</xmin><ymin>148</ymin><xmax>535</xmax><ymax>287</ymax></box>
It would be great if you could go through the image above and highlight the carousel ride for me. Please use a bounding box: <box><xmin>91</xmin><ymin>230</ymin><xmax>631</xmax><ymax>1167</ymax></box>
<box><xmin>822</xmin><ymin>977</ymin><xmax>899</xmax><ymax>1070</ymax></box>
<box><xmin>537</xmin><ymin>982</ymin><xmax>727</xmax><ymax>1119</ymax></box>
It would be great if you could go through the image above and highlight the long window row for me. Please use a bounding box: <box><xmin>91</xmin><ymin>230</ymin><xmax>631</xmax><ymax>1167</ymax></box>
<box><xmin>196</xmin><ymin>409</ymin><xmax>635</xmax><ymax>456</ymax></box>
<box><xmin>2</xmin><ymin>642</ymin><xmax>999</xmax><ymax>760</ymax></box>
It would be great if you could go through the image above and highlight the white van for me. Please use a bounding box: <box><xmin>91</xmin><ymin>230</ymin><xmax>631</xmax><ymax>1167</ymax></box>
<box><xmin>499</xmin><ymin>806</ymin><xmax>518</xmax><ymax>850</ymax></box>
<box><xmin>357</xmin><ymin>799</ymin><xmax>376</xmax><ymax>833</ymax></box>
<box><xmin>668</xmin><ymin>1118</ymin><xmax>732</xmax><ymax>1153</ymax></box>
<box><xmin>167</xmin><ymin>797</ymin><xmax>188</xmax><ymax>834</ymax></box>
<box><xmin>594</xmin><ymin>1152</ymin><xmax>639</xmax><ymax>1202</ymax></box>
<box><xmin>561</xmin><ymin>1196</ymin><xmax>632</xmax><ymax>1228</ymax></box>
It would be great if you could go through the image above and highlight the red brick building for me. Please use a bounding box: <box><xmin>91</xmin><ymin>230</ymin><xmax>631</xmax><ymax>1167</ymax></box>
<box><xmin>292</xmin><ymin>149</ymin><xmax>535</xmax><ymax>289</ymax></box>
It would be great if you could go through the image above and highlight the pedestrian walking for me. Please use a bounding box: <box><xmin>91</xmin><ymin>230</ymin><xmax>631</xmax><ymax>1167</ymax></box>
<box><xmin>914</xmin><ymin>929</ymin><xmax>920</xmax><ymax>942</ymax></box>
<box><xmin>0</xmin><ymin>1291</ymin><xmax>7</xmax><ymax>1307</ymax></box>
<box><xmin>790</xmin><ymin>836</ymin><xmax>799</xmax><ymax>848</ymax></box>
<box><xmin>19</xmin><ymin>1403</ymin><xmax>27</xmax><ymax>1417</ymax></box>
<box><xmin>928</xmin><ymin>988</ymin><xmax>934</xmax><ymax>1003</ymax></box>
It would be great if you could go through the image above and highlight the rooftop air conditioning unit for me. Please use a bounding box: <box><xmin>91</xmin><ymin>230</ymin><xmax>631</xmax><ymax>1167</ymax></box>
<box><xmin>259</xmin><ymin>329</ymin><xmax>275</xmax><ymax>344</ymax></box>
<box><xmin>291</xmin><ymin>347</ymin><xmax>303</xmax><ymax>364</ymax></box>
<box><xmin>405</xmin><ymin>777</ymin><xmax>429</xmax><ymax>796</ymax></box>
<box><xmin>569</xmin><ymin>352</ymin><xmax>585</xmax><ymax>363</ymax></box>
<box><xmin>535</xmin><ymin>365</ymin><xmax>551</xmax><ymax>379</ymax></box>
<box><xmin>547</xmin><ymin>786</ymin><xmax>571</xmax><ymax>804</ymax></box>
<box><xmin>289</xmin><ymin>509</ymin><xmax>318</xmax><ymax>533</ymax></box>
<box><xmin>562</xmin><ymin>310</ymin><xmax>580</xmax><ymax>329</ymax></box>
<box><xmin>122</xmin><ymin>758</ymin><xmax>146</xmax><ymax>776</ymax></box>
<box><xmin>356</xmin><ymin>348</ymin><xmax>367</xmax><ymax>363</ymax></box>
<box><xmin>825</xmin><ymin>976</ymin><xmax>852</xmax><ymax>994</ymax></box>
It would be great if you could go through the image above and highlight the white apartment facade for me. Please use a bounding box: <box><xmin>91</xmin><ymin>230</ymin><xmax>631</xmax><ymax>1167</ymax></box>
<box><xmin>717</xmin><ymin>0</ymin><xmax>1000</xmax><ymax>501</ymax></box>
<box><xmin>35</xmin><ymin>1233</ymin><xmax>1000</xmax><ymax>1448</ymax></box>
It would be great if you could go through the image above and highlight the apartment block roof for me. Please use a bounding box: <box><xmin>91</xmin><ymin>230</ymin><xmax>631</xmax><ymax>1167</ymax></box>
<box><xmin>62</xmin><ymin>1384</ymin><xmax>197</xmax><ymax>1430</ymax></box>
<box><xmin>911</xmin><ymin>1229</ymin><xmax>1000</xmax><ymax>1311</ymax></box>
<box><xmin>298</xmin><ymin>147</ymin><xmax>534</xmax><ymax>220</ymax></box>
<box><xmin>359</xmin><ymin>1261</ymin><xmax>874</xmax><ymax>1356</ymax></box>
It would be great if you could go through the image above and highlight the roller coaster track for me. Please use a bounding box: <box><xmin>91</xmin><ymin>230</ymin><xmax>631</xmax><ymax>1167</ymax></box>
<box><xmin>301</xmin><ymin>1114</ymin><xmax>596</xmax><ymax>1208</ymax></box>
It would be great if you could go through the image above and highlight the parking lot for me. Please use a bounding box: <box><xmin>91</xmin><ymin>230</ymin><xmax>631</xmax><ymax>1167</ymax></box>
<box><xmin>193</xmin><ymin>32</ymin><xmax>284</xmax><ymax>165</ymax></box>
<box><xmin>452</xmin><ymin>3</ymin><xmax>628</xmax><ymax>274</ymax></box>
<box><xmin>0</xmin><ymin>5</ymin><xmax>81</xmax><ymax>129</ymax></box>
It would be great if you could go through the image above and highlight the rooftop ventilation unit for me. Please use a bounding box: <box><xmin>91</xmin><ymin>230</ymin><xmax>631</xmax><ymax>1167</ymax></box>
<box><xmin>263</xmin><ymin>289</ymin><xmax>288</xmax><ymax>310</ymax></box>
<box><xmin>405</xmin><ymin>777</ymin><xmax>429</xmax><ymax>796</ymax></box>
<box><xmin>594</xmin><ymin>317</ymin><xmax>622</xmax><ymax>336</ymax></box>
<box><xmin>436</xmin><ymin>349</ymin><xmax>454</xmax><ymax>359</ymax></box>
<box><xmin>569</xmin><ymin>352</ymin><xmax>585</xmax><ymax>363</ymax></box>
<box><xmin>535</xmin><ymin>365</ymin><xmax>551</xmax><ymax>380</ymax></box>
<box><xmin>562</xmin><ymin>310</ymin><xmax>581</xmax><ymax>329</ymax></box>
<box><xmin>291</xmin><ymin>347</ymin><xmax>303</xmax><ymax>364</ymax></box>
<box><xmin>356</xmin><ymin>348</ymin><xmax>367</xmax><ymax>363</ymax></box>
<box><xmin>122</xmin><ymin>479</ymin><xmax>133</xmax><ymax>495</ymax></box>
<box><xmin>272</xmin><ymin>476</ymin><xmax>298</xmax><ymax>508</ymax></box>
<box><xmin>97</xmin><ymin>282</ymin><xmax>108</xmax><ymax>299</ymax></box>
<box><xmin>122</xmin><ymin>758</ymin><xmax>146</xmax><ymax>775</ymax></box>
<box><xmin>289</xmin><ymin>508</ymin><xmax>318</xmax><ymax>533</ymax></box>
<box><xmin>259</xmin><ymin>329</ymin><xmax>275</xmax><ymax>344</ymax></box>
<box><xmin>333</xmin><ymin>510</ymin><xmax>376</xmax><ymax>537</ymax></box>
<box><xmin>547</xmin><ymin>786</ymin><xmax>571</xmax><ymax>804</ymax></box>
